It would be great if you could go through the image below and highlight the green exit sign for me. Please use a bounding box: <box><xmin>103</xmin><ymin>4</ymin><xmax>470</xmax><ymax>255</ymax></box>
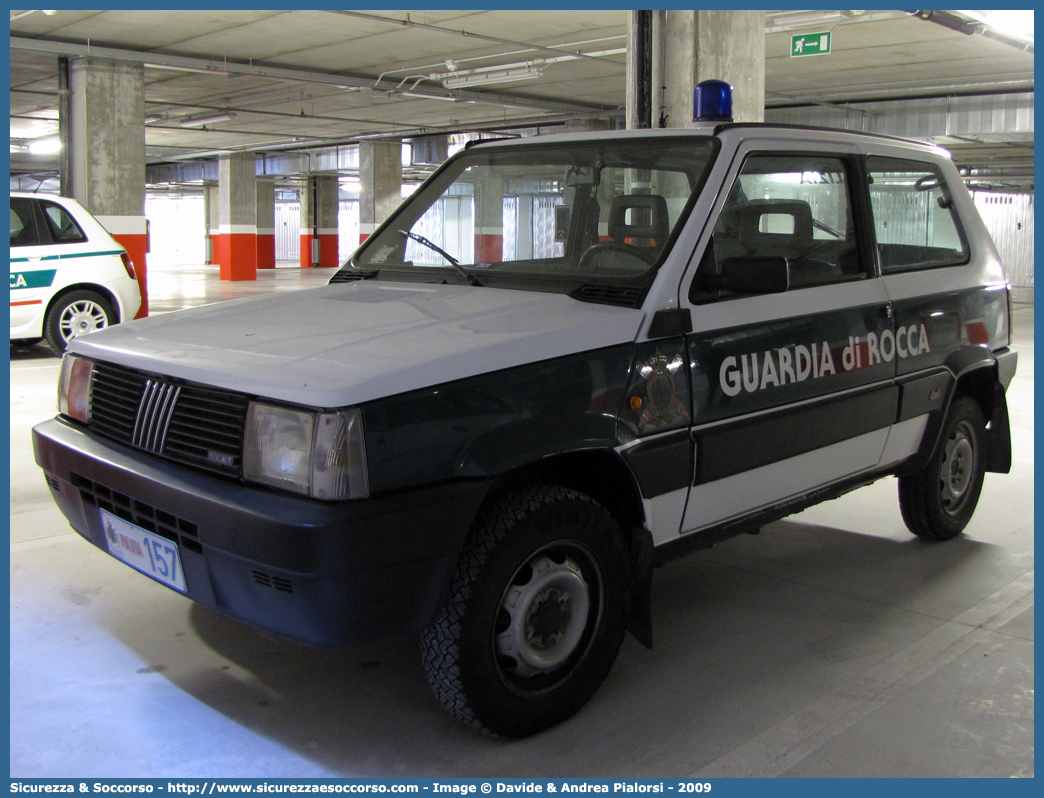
<box><xmin>791</xmin><ymin>31</ymin><xmax>832</xmax><ymax>57</ymax></box>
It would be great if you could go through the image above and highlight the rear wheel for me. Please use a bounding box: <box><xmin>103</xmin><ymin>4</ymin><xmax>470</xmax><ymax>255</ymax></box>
<box><xmin>899</xmin><ymin>395</ymin><xmax>986</xmax><ymax>541</ymax></box>
<box><xmin>45</xmin><ymin>290</ymin><xmax>114</xmax><ymax>354</ymax></box>
<box><xmin>421</xmin><ymin>485</ymin><xmax>629</xmax><ymax>737</ymax></box>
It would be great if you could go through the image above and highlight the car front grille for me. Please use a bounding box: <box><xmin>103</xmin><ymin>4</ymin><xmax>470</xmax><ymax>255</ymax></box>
<box><xmin>89</xmin><ymin>361</ymin><xmax>249</xmax><ymax>477</ymax></box>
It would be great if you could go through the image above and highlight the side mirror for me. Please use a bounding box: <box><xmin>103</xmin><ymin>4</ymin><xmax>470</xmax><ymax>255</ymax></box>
<box><xmin>717</xmin><ymin>255</ymin><xmax>790</xmax><ymax>294</ymax></box>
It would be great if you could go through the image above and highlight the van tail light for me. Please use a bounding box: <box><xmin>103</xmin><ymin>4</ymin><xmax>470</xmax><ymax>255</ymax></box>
<box><xmin>120</xmin><ymin>251</ymin><xmax>137</xmax><ymax>281</ymax></box>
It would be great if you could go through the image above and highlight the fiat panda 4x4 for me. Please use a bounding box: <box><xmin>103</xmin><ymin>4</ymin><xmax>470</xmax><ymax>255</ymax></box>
<box><xmin>34</xmin><ymin>87</ymin><xmax>1016</xmax><ymax>737</ymax></box>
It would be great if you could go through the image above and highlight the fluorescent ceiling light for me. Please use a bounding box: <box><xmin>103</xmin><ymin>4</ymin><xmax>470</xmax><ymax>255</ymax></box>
<box><xmin>402</xmin><ymin>91</ymin><xmax>459</xmax><ymax>102</ymax></box>
<box><xmin>958</xmin><ymin>10</ymin><xmax>1034</xmax><ymax>43</ymax></box>
<box><xmin>442</xmin><ymin>67</ymin><xmax>543</xmax><ymax>89</ymax></box>
<box><xmin>145</xmin><ymin>62</ymin><xmax>231</xmax><ymax>76</ymax></box>
<box><xmin>179</xmin><ymin>112</ymin><xmax>237</xmax><ymax>127</ymax></box>
<box><xmin>768</xmin><ymin>10</ymin><xmax>843</xmax><ymax>29</ymax></box>
<box><xmin>28</xmin><ymin>138</ymin><xmax>61</xmax><ymax>155</ymax></box>
<box><xmin>10</xmin><ymin>10</ymin><xmax>56</xmax><ymax>19</ymax></box>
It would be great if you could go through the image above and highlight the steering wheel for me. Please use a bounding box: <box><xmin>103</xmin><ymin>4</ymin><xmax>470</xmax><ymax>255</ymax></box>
<box><xmin>577</xmin><ymin>241</ymin><xmax>658</xmax><ymax>273</ymax></box>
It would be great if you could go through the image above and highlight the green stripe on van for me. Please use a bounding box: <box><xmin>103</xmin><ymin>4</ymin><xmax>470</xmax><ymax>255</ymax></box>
<box><xmin>10</xmin><ymin>269</ymin><xmax>58</xmax><ymax>289</ymax></box>
<box><xmin>9</xmin><ymin>248</ymin><xmax>125</xmax><ymax>264</ymax></box>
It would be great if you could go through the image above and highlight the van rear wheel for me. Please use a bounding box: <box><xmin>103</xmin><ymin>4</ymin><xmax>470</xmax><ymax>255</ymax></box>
<box><xmin>899</xmin><ymin>395</ymin><xmax>986</xmax><ymax>541</ymax></box>
<box><xmin>45</xmin><ymin>290</ymin><xmax>114</xmax><ymax>354</ymax></box>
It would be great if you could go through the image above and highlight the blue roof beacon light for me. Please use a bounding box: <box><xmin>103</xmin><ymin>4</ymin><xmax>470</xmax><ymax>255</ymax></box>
<box><xmin>693</xmin><ymin>79</ymin><xmax>734</xmax><ymax>124</ymax></box>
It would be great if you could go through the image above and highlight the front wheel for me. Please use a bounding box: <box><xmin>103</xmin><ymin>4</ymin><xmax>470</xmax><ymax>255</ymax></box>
<box><xmin>45</xmin><ymin>290</ymin><xmax>115</xmax><ymax>354</ymax></box>
<box><xmin>899</xmin><ymin>395</ymin><xmax>986</xmax><ymax>541</ymax></box>
<box><xmin>421</xmin><ymin>485</ymin><xmax>629</xmax><ymax>737</ymax></box>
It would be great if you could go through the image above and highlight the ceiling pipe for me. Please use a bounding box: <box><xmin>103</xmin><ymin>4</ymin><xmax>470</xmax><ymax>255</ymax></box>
<box><xmin>326</xmin><ymin>9</ymin><xmax>627</xmax><ymax>67</ymax></box>
<box><xmin>766</xmin><ymin>79</ymin><xmax>1033</xmax><ymax>106</ymax></box>
<box><xmin>905</xmin><ymin>10</ymin><xmax>980</xmax><ymax>34</ymax></box>
<box><xmin>379</xmin><ymin>46</ymin><xmax>625</xmax><ymax>97</ymax></box>
<box><xmin>151</xmin><ymin>112</ymin><xmax>597</xmax><ymax>162</ymax></box>
<box><xmin>10</xmin><ymin>35</ymin><xmax>614</xmax><ymax>117</ymax></box>
<box><xmin>959</xmin><ymin>166</ymin><xmax>1036</xmax><ymax>178</ymax></box>
<box><xmin>372</xmin><ymin>34</ymin><xmax>627</xmax><ymax>89</ymax></box>
<box><xmin>153</xmin><ymin>100</ymin><xmax>416</xmax><ymax>130</ymax></box>
<box><xmin>905</xmin><ymin>11</ymin><xmax>1034</xmax><ymax>54</ymax></box>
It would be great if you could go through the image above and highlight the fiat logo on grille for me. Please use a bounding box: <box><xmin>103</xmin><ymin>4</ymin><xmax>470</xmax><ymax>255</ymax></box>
<box><xmin>132</xmin><ymin>379</ymin><xmax>182</xmax><ymax>454</ymax></box>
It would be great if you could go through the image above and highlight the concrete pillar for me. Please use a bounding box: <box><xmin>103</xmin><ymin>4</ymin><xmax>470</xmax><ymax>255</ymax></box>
<box><xmin>626</xmin><ymin>10</ymin><xmax>654</xmax><ymax>129</ymax></box>
<box><xmin>256</xmin><ymin>180</ymin><xmax>276</xmax><ymax>269</ymax></box>
<box><xmin>215</xmin><ymin>152</ymin><xmax>257</xmax><ymax>281</ymax></box>
<box><xmin>58</xmin><ymin>57</ymin><xmax>71</xmax><ymax>197</ymax></box>
<box><xmin>204</xmin><ymin>183</ymin><xmax>219</xmax><ymax>265</ymax></box>
<box><xmin>359</xmin><ymin>140</ymin><xmax>402</xmax><ymax>247</ymax></box>
<box><xmin>474</xmin><ymin>174</ymin><xmax>505</xmax><ymax>264</ymax></box>
<box><xmin>630</xmin><ymin>10</ymin><xmax>765</xmax><ymax>129</ymax></box>
<box><xmin>299</xmin><ymin>175</ymin><xmax>339</xmax><ymax>268</ymax></box>
<box><xmin>69</xmin><ymin>57</ymin><xmax>149</xmax><ymax>316</ymax></box>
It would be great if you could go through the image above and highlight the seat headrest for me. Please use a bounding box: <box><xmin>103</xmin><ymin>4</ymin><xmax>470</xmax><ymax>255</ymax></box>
<box><xmin>737</xmin><ymin>199</ymin><xmax>814</xmax><ymax>257</ymax></box>
<box><xmin>608</xmin><ymin>195</ymin><xmax>670</xmax><ymax>244</ymax></box>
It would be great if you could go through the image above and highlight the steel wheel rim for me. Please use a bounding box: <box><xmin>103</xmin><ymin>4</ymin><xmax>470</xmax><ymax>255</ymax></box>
<box><xmin>493</xmin><ymin>544</ymin><xmax>601</xmax><ymax>689</ymax></box>
<box><xmin>938</xmin><ymin>420</ymin><xmax>976</xmax><ymax>514</ymax></box>
<box><xmin>60</xmin><ymin>300</ymin><xmax>108</xmax><ymax>342</ymax></box>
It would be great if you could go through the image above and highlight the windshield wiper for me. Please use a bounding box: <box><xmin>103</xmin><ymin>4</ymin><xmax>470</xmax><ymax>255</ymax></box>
<box><xmin>398</xmin><ymin>229</ymin><xmax>482</xmax><ymax>287</ymax></box>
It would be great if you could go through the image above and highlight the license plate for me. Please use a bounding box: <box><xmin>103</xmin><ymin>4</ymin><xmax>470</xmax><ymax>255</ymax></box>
<box><xmin>100</xmin><ymin>509</ymin><xmax>188</xmax><ymax>593</ymax></box>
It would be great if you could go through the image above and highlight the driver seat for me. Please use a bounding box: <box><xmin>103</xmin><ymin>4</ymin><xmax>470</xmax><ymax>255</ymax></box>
<box><xmin>608</xmin><ymin>195</ymin><xmax>670</xmax><ymax>249</ymax></box>
<box><xmin>737</xmin><ymin>199</ymin><xmax>814</xmax><ymax>259</ymax></box>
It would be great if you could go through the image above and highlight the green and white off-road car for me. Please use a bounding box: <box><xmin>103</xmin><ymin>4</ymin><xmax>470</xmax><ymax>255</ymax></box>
<box><xmin>35</xmin><ymin>102</ymin><xmax>1015</xmax><ymax>736</ymax></box>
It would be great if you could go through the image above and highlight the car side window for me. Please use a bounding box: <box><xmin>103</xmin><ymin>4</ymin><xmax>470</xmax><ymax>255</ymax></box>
<box><xmin>867</xmin><ymin>156</ymin><xmax>969</xmax><ymax>273</ymax></box>
<box><xmin>10</xmin><ymin>198</ymin><xmax>40</xmax><ymax>247</ymax></box>
<box><xmin>699</xmin><ymin>153</ymin><xmax>864</xmax><ymax>298</ymax></box>
<box><xmin>40</xmin><ymin>201</ymin><xmax>87</xmax><ymax>244</ymax></box>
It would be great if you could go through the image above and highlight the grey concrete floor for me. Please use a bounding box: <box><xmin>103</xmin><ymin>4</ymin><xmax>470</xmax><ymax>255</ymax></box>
<box><xmin>9</xmin><ymin>265</ymin><xmax>1034</xmax><ymax>777</ymax></box>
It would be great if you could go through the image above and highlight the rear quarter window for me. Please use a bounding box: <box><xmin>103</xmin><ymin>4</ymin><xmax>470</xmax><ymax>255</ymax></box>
<box><xmin>867</xmin><ymin>156</ymin><xmax>969</xmax><ymax>273</ymax></box>
<box><xmin>40</xmin><ymin>201</ymin><xmax>88</xmax><ymax>244</ymax></box>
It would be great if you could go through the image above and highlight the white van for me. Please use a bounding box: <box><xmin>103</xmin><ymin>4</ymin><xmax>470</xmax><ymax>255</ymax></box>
<box><xmin>10</xmin><ymin>192</ymin><xmax>142</xmax><ymax>353</ymax></box>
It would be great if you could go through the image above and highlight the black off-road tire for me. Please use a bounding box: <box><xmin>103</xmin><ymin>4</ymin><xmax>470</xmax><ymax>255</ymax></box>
<box><xmin>420</xmin><ymin>485</ymin><xmax>629</xmax><ymax>737</ymax></box>
<box><xmin>45</xmin><ymin>290</ymin><xmax>115</xmax><ymax>354</ymax></box>
<box><xmin>899</xmin><ymin>395</ymin><xmax>986</xmax><ymax>541</ymax></box>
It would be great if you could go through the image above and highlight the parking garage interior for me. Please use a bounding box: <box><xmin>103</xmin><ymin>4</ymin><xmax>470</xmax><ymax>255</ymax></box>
<box><xmin>9</xmin><ymin>9</ymin><xmax>1034</xmax><ymax>778</ymax></box>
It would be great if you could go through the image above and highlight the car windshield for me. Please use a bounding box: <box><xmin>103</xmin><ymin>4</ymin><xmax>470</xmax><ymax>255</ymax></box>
<box><xmin>348</xmin><ymin>136</ymin><xmax>716</xmax><ymax>300</ymax></box>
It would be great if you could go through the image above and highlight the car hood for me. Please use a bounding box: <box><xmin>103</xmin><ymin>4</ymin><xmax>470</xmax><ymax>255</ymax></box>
<box><xmin>70</xmin><ymin>282</ymin><xmax>645</xmax><ymax>407</ymax></box>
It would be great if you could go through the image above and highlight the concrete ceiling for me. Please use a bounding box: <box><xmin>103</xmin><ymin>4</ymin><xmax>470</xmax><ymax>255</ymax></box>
<box><xmin>9</xmin><ymin>9</ymin><xmax>1035</xmax><ymax>190</ymax></box>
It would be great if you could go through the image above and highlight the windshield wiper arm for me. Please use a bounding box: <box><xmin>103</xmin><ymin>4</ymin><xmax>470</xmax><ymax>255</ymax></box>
<box><xmin>398</xmin><ymin>229</ymin><xmax>482</xmax><ymax>287</ymax></box>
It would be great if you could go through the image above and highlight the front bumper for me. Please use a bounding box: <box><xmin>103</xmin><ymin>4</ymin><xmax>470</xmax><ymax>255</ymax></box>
<box><xmin>33</xmin><ymin>418</ymin><xmax>488</xmax><ymax>647</ymax></box>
